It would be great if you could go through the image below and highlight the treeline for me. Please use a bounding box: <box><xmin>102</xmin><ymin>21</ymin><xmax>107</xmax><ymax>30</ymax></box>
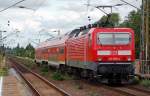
<box><xmin>7</xmin><ymin>43</ymin><xmax>35</xmax><ymax>59</ymax></box>
<box><xmin>120</xmin><ymin>10</ymin><xmax>141</xmax><ymax>59</ymax></box>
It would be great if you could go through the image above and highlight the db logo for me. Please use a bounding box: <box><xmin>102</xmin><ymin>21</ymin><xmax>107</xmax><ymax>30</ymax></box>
<box><xmin>112</xmin><ymin>51</ymin><xmax>117</xmax><ymax>55</ymax></box>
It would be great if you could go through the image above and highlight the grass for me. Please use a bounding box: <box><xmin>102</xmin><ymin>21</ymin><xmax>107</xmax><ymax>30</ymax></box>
<box><xmin>140</xmin><ymin>79</ymin><xmax>150</xmax><ymax>88</ymax></box>
<box><xmin>14</xmin><ymin>56</ymin><xmax>74</xmax><ymax>81</ymax></box>
<box><xmin>63</xmin><ymin>73</ymin><xmax>74</xmax><ymax>80</ymax></box>
<box><xmin>40</xmin><ymin>67</ymin><xmax>49</xmax><ymax>76</ymax></box>
<box><xmin>14</xmin><ymin>56</ymin><xmax>35</xmax><ymax>69</ymax></box>
<box><xmin>88</xmin><ymin>92</ymin><xmax>100</xmax><ymax>96</ymax></box>
<box><xmin>40</xmin><ymin>67</ymin><xmax>49</xmax><ymax>72</ymax></box>
<box><xmin>51</xmin><ymin>71</ymin><xmax>64</xmax><ymax>81</ymax></box>
<box><xmin>14</xmin><ymin>56</ymin><xmax>75</xmax><ymax>81</ymax></box>
<box><xmin>0</xmin><ymin>68</ymin><xmax>8</xmax><ymax>76</ymax></box>
<box><xmin>25</xmin><ymin>63</ymin><xmax>34</xmax><ymax>69</ymax></box>
<box><xmin>51</xmin><ymin>71</ymin><xmax>75</xmax><ymax>81</ymax></box>
<box><xmin>75</xmin><ymin>83</ymin><xmax>83</xmax><ymax>89</ymax></box>
<box><xmin>22</xmin><ymin>58</ymin><xmax>34</xmax><ymax>66</ymax></box>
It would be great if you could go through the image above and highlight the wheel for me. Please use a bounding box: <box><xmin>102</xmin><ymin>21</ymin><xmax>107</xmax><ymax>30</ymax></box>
<box><xmin>108</xmin><ymin>79</ymin><xmax>121</xmax><ymax>85</ymax></box>
<box><xmin>66</xmin><ymin>66</ymin><xmax>73</xmax><ymax>75</ymax></box>
<box><xmin>36</xmin><ymin>63</ymin><xmax>40</xmax><ymax>66</ymax></box>
<box><xmin>81</xmin><ymin>70</ymin><xmax>88</xmax><ymax>78</ymax></box>
<box><xmin>35</xmin><ymin>60</ymin><xmax>40</xmax><ymax>66</ymax></box>
<box><xmin>108</xmin><ymin>79</ymin><xmax>113</xmax><ymax>84</ymax></box>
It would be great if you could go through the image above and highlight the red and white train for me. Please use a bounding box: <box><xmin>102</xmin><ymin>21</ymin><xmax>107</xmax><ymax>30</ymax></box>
<box><xmin>35</xmin><ymin>26</ymin><xmax>135</xmax><ymax>83</ymax></box>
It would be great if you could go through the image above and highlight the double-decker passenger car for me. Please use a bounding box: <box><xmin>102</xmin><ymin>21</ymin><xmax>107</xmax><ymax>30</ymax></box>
<box><xmin>35</xmin><ymin>26</ymin><xmax>135</xmax><ymax>83</ymax></box>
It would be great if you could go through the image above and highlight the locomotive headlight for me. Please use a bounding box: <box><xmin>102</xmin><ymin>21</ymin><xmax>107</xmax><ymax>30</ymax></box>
<box><xmin>97</xmin><ymin>50</ymin><xmax>111</xmax><ymax>55</ymax></box>
<box><xmin>118</xmin><ymin>50</ymin><xmax>131</xmax><ymax>55</ymax></box>
<box><xmin>98</xmin><ymin>58</ymin><xmax>102</xmax><ymax>61</ymax></box>
<box><xmin>128</xmin><ymin>57</ymin><xmax>131</xmax><ymax>61</ymax></box>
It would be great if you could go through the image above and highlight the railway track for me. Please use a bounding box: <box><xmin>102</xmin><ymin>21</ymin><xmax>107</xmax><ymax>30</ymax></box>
<box><xmin>83</xmin><ymin>80</ymin><xmax>150</xmax><ymax>96</ymax></box>
<box><xmin>109</xmin><ymin>86</ymin><xmax>150</xmax><ymax>96</ymax></box>
<box><xmin>98</xmin><ymin>83</ymin><xmax>150</xmax><ymax>96</ymax></box>
<box><xmin>9</xmin><ymin>58</ymin><xmax>71</xmax><ymax>96</ymax></box>
<box><xmin>8</xmin><ymin>57</ymin><xmax>150</xmax><ymax>96</ymax></box>
<box><xmin>125</xmin><ymin>85</ymin><xmax>150</xmax><ymax>95</ymax></box>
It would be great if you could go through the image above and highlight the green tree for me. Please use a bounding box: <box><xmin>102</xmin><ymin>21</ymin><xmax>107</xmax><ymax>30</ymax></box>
<box><xmin>120</xmin><ymin>10</ymin><xmax>141</xmax><ymax>58</ymax></box>
<box><xmin>95</xmin><ymin>13</ymin><xmax>120</xmax><ymax>27</ymax></box>
<box><xmin>13</xmin><ymin>44</ymin><xmax>25</xmax><ymax>57</ymax></box>
<box><xmin>14</xmin><ymin>43</ymin><xmax>21</xmax><ymax>56</ymax></box>
<box><xmin>25</xmin><ymin>43</ymin><xmax>35</xmax><ymax>59</ymax></box>
<box><xmin>12</xmin><ymin>43</ymin><xmax>35</xmax><ymax>59</ymax></box>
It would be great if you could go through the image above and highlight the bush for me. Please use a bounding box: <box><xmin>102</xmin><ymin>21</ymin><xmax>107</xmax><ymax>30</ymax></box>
<box><xmin>26</xmin><ymin>63</ymin><xmax>34</xmax><ymax>69</ymax></box>
<box><xmin>0</xmin><ymin>68</ymin><xmax>8</xmax><ymax>76</ymax></box>
<box><xmin>141</xmin><ymin>79</ymin><xmax>150</xmax><ymax>88</ymax></box>
<box><xmin>40</xmin><ymin>67</ymin><xmax>49</xmax><ymax>76</ymax></box>
<box><xmin>40</xmin><ymin>67</ymin><xmax>49</xmax><ymax>72</ymax></box>
<box><xmin>131</xmin><ymin>76</ymin><xmax>140</xmax><ymax>84</ymax></box>
<box><xmin>40</xmin><ymin>71</ymin><xmax>49</xmax><ymax>76</ymax></box>
<box><xmin>63</xmin><ymin>74</ymin><xmax>74</xmax><ymax>80</ymax></box>
<box><xmin>51</xmin><ymin>72</ymin><xmax>64</xmax><ymax>81</ymax></box>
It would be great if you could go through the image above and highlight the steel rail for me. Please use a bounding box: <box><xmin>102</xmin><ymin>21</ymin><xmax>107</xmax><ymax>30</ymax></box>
<box><xmin>83</xmin><ymin>80</ymin><xmax>150</xmax><ymax>96</ymax></box>
<box><xmin>9</xmin><ymin>58</ymin><xmax>71</xmax><ymax>96</ymax></box>
<box><xmin>97</xmin><ymin>84</ymin><xmax>150</xmax><ymax>96</ymax></box>
<box><xmin>126</xmin><ymin>86</ymin><xmax>150</xmax><ymax>95</ymax></box>
<box><xmin>100</xmin><ymin>85</ymin><xmax>136</xmax><ymax>96</ymax></box>
<box><xmin>12</xmin><ymin>60</ymin><xmax>41</xmax><ymax>96</ymax></box>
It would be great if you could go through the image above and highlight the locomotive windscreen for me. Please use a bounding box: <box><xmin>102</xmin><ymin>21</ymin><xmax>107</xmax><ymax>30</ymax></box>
<box><xmin>97</xmin><ymin>33</ymin><xmax>131</xmax><ymax>45</ymax></box>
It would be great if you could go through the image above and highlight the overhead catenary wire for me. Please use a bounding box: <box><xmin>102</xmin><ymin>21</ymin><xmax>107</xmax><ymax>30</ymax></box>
<box><xmin>20</xmin><ymin>0</ymin><xmax>47</xmax><ymax>12</ymax></box>
<box><xmin>95</xmin><ymin>6</ymin><xmax>109</xmax><ymax>15</ymax></box>
<box><xmin>84</xmin><ymin>0</ymin><xmax>92</xmax><ymax>24</ymax></box>
<box><xmin>15</xmin><ymin>0</ymin><xmax>48</xmax><ymax>45</ymax></box>
<box><xmin>86</xmin><ymin>0</ymin><xmax>91</xmax><ymax>12</ymax></box>
<box><xmin>0</xmin><ymin>0</ymin><xmax>47</xmax><ymax>16</ymax></box>
<box><xmin>120</xmin><ymin>0</ymin><xmax>140</xmax><ymax>10</ymax></box>
<box><xmin>35</xmin><ymin>0</ymin><xmax>47</xmax><ymax>11</ymax></box>
<box><xmin>0</xmin><ymin>0</ymin><xmax>26</xmax><ymax>13</ymax></box>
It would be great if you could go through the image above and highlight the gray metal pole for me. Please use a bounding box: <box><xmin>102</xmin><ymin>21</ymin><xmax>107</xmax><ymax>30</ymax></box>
<box><xmin>0</xmin><ymin>30</ymin><xmax>2</xmax><ymax>47</ymax></box>
<box><xmin>0</xmin><ymin>30</ymin><xmax>3</xmax><ymax>56</ymax></box>
<box><xmin>140</xmin><ymin>0</ymin><xmax>145</xmax><ymax>73</ymax></box>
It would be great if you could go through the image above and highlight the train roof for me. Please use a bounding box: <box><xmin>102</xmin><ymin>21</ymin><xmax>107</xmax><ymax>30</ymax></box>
<box><xmin>36</xmin><ymin>33</ymin><xmax>69</xmax><ymax>49</ymax></box>
<box><xmin>36</xmin><ymin>27</ymin><xmax>134</xmax><ymax>49</ymax></box>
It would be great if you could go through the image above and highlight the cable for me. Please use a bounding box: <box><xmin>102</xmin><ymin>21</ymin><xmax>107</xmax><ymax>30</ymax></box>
<box><xmin>95</xmin><ymin>6</ymin><xmax>109</xmax><ymax>15</ymax></box>
<box><xmin>86</xmin><ymin>0</ymin><xmax>91</xmax><ymax>12</ymax></box>
<box><xmin>35</xmin><ymin>0</ymin><xmax>47</xmax><ymax>11</ymax></box>
<box><xmin>0</xmin><ymin>0</ymin><xmax>26</xmax><ymax>12</ymax></box>
<box><xmin>85</xmin><ymin>0</ymin><xmax>91</xmax><ymax>24</ymax></box>
<box><xmin>120</xmin><ymin>0</ymin><xmax>140</xmax><ymax>10</ymax></box>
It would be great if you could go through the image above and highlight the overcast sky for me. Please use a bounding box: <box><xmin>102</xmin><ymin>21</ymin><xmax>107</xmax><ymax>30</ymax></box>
<box><xmin>0</xmin><ymin>0</ymin><xmax>141</xmax><ymax>47</ymax></box>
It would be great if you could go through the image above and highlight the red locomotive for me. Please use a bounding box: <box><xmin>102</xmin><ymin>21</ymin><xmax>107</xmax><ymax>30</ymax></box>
<box><xmin>35</xmin><ymin>26</ymin><xmax>135</xmax><ymax>83</ymax></box>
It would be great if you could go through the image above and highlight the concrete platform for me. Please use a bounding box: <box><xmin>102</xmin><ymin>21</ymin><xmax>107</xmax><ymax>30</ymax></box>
<box><xmin>1</xmin><ymin>76</ymin><xmax>22</xmax><ymax>96</ymax></box>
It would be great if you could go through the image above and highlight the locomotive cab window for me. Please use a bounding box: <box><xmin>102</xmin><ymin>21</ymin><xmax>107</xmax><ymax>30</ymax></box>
<box><xmin>97</xmin><ymin>33</ymin><xmax>114</xmax><ymax>45</ymax></box>
<box><xmin>97</xmin><ymin>32</ymin><xmax>131</xmax><ymax>45</ymax></box>
<box><xmin>115</xmin><ymin>33</ymin><xmax>131</xmax><ymax>44</ymax></box>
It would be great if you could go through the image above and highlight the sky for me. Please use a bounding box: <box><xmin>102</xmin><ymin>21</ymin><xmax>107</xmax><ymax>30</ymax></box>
<box><xmin>0</xmin><ymin>0</ymin><xmax>141</xmax><ymax>48</ymax></box>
